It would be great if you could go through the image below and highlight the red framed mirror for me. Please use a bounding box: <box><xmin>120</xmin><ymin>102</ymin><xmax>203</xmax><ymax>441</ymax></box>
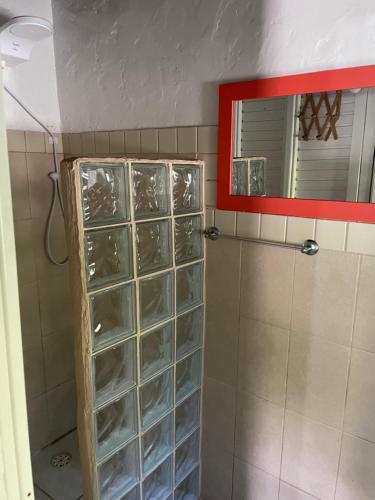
<box><xmin>217</xmin><ymin>65</ymin><xmax>375</xmax><ymax>222</ymax></box>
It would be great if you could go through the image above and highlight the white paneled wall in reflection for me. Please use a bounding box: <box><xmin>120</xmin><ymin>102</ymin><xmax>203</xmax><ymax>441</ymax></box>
<box><xmin>61</xmin><ymin>158</ymin><xmax>205</xmax><ymax>500</ymax></box>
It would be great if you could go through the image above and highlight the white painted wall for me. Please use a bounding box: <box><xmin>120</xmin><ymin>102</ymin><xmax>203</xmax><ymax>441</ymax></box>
<box><xmin>0</xmin><ymin>0</ymin><xmax>61</xmax><ymax>131</ymax></box>
<box><xmin>52</xmin><ymin>0</ymin><xmax>375</xmax><ymax>132</ymax></box>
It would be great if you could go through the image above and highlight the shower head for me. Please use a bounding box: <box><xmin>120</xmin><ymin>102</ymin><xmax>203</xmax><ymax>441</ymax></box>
<box><xmin>0</xmin><ymin>16</ymin><xmax>53</xmax><ymax>67</ymax></box>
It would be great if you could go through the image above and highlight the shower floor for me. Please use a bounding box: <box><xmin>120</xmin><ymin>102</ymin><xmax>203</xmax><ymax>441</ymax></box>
<box><xmin>32</xmin><ymin>430</ymin><xmax>82</xmax><ymax>500</ymax></box>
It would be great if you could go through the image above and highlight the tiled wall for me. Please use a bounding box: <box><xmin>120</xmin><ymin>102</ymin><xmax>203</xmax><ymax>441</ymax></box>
<box><xmin>10</xmin><ymin>125</ymin><xmax>375</xmax><ymax>500</ymax></box>
<box><xmin>7</xmin><ymin>129</ymin><xmax>76</xmax><ymax>453</ymax></box>
<box><xmin>62</xmin><ymin>126</ymin><xmax>375</xmax><ymax>500</ymax></box>
<box><xmin>204</xmin><ymin>238</ymin><xmax>375</xmax><ymax>500</ymax></box>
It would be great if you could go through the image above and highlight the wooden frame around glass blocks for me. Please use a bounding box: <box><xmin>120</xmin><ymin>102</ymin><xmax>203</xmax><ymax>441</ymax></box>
<box><xmin>61</xmin><ymin>158</ymin><xmax>205</xmax><ymax>500</ymax></box>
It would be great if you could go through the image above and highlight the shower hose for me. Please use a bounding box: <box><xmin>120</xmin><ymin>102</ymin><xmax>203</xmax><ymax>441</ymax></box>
<box><xmin>4</xmin><ymin>85</ymin><xmax>68</xmax><ymax>266</ymax></box>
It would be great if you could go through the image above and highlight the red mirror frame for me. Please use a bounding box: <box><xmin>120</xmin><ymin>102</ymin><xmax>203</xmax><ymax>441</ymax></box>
<box><xmin>217</xmin><ymin>65</ymin><xmax>375</xmax><ymax>223</ymax></box>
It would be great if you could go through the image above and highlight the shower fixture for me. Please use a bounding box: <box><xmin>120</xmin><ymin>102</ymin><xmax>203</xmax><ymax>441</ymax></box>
<box><xmin>1</xmin><ymin>16</ymin><xmax>67</xmax><ymax>266</ymax></box>
<box><xmin>0</xmin><ymin>16</ymin><xmax>53</xmax><ymax>67</ymax></box>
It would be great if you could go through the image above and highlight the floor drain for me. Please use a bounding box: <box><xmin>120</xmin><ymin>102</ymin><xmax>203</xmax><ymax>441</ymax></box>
<box><xmin>50</xmin><ymin>452</ymin><xmax>72</xmax><ymax>468</ymax></box>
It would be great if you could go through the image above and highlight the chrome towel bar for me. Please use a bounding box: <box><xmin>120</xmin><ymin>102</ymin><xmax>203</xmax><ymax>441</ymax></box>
<box><xmin>204</xmin><ymin>226</ymin><xmax>319</xmax><ymax>256</ymax></box>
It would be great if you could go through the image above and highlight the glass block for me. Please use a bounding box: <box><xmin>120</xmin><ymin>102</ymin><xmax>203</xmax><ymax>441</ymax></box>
<box><xmin>98</xmin><ymin>438</ymin><xmax>139</xmax><ymax>499</ymax></box>
<box><xmin>136</xmin><ymin>219</ymin><xmax>172</xmax><ymax>275</ymax></box>
<box><xmin>175</xmin><ymin>391</ymin><xmax>200</xmax><ymax>444</ymax></box>
<box><xmin>176</xmin><ymin>262</ymin><xmax>203</xmax><ymax>314</ymax></box>
<box><xmin>176</xmin><ymin>307</ymin><xmax>203</xmax><ymax>360</ymax></box>
<box><xmin>93</xmin><ymin>338</ymin><xmax>136</xmax><ymax>407</ymax></box>
<box><xmin>175</xmin><ymin>215</ymin><xmax>203</xmax><ymax>265</ymax></box>
<box><xmin>232</xmin><ymin>158</ymin><xmax>266</xmax><ymax>196</ymax></box>
<box><xmin>142</xmin><ymin>413</ymin><xmax>173</xmax><ymax>475</ymax></box>
<box><xmin>95</xmin><ymin>389</ymin><xmax>137</xmax><ymax>461</ymax></box>
<box><xmin>175</xmin><ymin>467</ymin><xmax>200</xmax><ymax>500</ymax></box>
<box><xmin>85</xmin><ymin>225</ymin><xmax>133</xmax><ymax>289</ymax></box>
<box><xmin>176</xmin><ymin>350</ymin><xmax>201</xmax><ymax>403</ymax></box>
<box><xmin>140</xmin><ymin>368</ymin><xmax>173</xmax><ymax>430</ymax></box>
<box><xmin>90</xmin><ymin>282</ymin><xmax>136</xmax><ymax>351</ymax></box>
<box><xmin>175</xmin><ymin>430</ymin><xmax>200</xmax><ymax>484</ymax></box>
<box><xmin>139</xmin><ymin>272</ymin><xmax>173</xmax><ymax>331</ymax></box>
<box><xmin>119</xmin><ymin>484</ymin><xmax>140</xmax><ymax>500</ymax></box>
<box><xmin>81</xmin><ymin>163</ymin><xmax>129</xmax><ymax>227</ymax></box>
<box><xmin>132</xmin><ymin>163</ymin><xmax>170</xmax><ymax>220</ymax></box>
<box><xmin>140</xmin><ymin>321</ymin><xmax>174</xmax><ymax>382</ymax></box>
<box><xmin>142</xmin><ymin>455</ymin><xmax>173</xmax><ymax>500</ymax></box>
<box><xmin>173</xmin><ymin>164</ymin><xmax>202</xmax><ymax>214</ymax></box>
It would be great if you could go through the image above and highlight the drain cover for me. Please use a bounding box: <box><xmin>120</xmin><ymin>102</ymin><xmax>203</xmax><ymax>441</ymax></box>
<box><xmin>50</xmin><ymin>452</ymin><xmax>72</xmax><ymax>468</ymax></box>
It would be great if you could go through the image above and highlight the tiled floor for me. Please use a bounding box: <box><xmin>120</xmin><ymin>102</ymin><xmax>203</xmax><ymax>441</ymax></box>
<box><xmin>32</xmin><ymin>431</ymin><xmax>82</xmax><ymax>500</ymax></box>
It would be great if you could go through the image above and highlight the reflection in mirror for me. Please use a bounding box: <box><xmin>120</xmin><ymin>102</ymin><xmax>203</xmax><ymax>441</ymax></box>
<box><xmin>232</xmin><ymin>88</ymin><xmax>375</xmax><ymax>202</ymax></box>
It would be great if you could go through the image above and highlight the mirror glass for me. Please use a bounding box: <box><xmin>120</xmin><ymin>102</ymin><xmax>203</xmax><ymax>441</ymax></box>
<box><xmin>232</xmin><ymin>87</ymin><xmax>375</xmax><ymax>202</ymax></box>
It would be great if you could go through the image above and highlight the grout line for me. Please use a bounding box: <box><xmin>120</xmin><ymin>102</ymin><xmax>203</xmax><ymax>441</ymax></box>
<box><xmin>229</xmin><ymin>239</ymin><xmax>244</xmax><ymax>500</ymax></box>
<box><xmin>277</xmin><ymin>249</ymin><xmax>296</xmax><ymax>499</ymax></box>
<box><xmin>333</xmin><ymin>253</ymin><xmax>362</xmax><ymax>499</ymax></box>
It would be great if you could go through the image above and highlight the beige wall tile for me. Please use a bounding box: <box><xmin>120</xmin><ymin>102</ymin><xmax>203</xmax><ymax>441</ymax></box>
<box><xmin>279</xmin><ymin>482</ymin><xmax>319</xmax><ymax>500</ymax></box>
<box><xmin>286</xmin><ymin>332</ymin><xmax>350</xmax><ymax>428</ymax></box>
<box><xmin>292</xmin><ymin>250</ymin><xmax>359</xmax><ymax>346</ymax></box>
<box><xmin>47</xmin><ymin>379</ymin><xmax>76</xmax><ymax>441</ymax></box>
<box><xmin>61</xmin><ymin>133</ymin><xmax>70</xmax><ymax>154</ymax></box>
<box><xmin>201</xmin><ymin>438</ymin><xmax>234</xmax><ymax>500</ymax></box>
<box><xmin>286</xmin><ymin>217</ymin><xmax>316</xmax><ymax>245</ymax></box>
<box><xmin>19</xmin><ymin>282</ymin><xmax>42</xmax><ymax>351</ymax></box>
<box><xmin>336</xmin><ymin>434</ymin><xmax>375</xmax><ymax>500</ymax></box>
<box><xmin>352</xmin><ymin>255</ymin><xmax>375</xmax><ymax>353</ymax></box>
<box><xmin>14</xmin><ymin>219</ymin><xmax>37</xmax><ymax>286</ymax></box>
<box><xmin>177</xmin><ymin>127</ymin><xmax>197</xmax><ymax>154</ymax></box>
<box><xmin>346</xmin><ymin>222</ymin><xmax>375</xmax><ymax>255</ymax></box>
<box><xmin>281</xmin><ymin>411</ymin><xmax>341</xmax><ymax>500</ymax></box>
<box><xmin>198</xmin><ymin>126</ymin><xmax>218</xmax><ymax>154</ymax></box>
<box><xmin>81</xmin><ymin>132</ymin><xmax>95</xmax><ymax>154</ymax></box>
<box><xmin>235</xmin><ymin>393</ymin><xmax>284</xmax><ymax>476</ymax></box>
<box><xmin>215</xmin><ymin>209</ymin><xmax>236</xmax><ymax>236</ymax></box>
<box><xmin>109</xmin><ymin>130</ymin><xmax>124</xmax><ymax>153</ymax></box>
<box><xmin>205</xmin><ymin>239</ymin><xmax>241</xmax><ymax>386</ymax></box>
<box><xmin>27</xmin><ymin>395</ymin><xmax>50</xmax><ymax>452</ymax></box>
<box><xmin>25</xmin><ymin>131</ymin><xmax>46</xmax><ymax>153</ymax></box>
<box><xmin>125</xmin><ymin>130</ymin><xmax>141</xmax><ymax>154</ymax></box>
<box><xmin>95</xmin><ymin>131</ymin><xmax>110</xmax><ymax>154</ymax></box>
<box><xmin>205</xmin><ymin>301</ymin><xmax>239</xmax><ymax>386</ymax></box>
<box><xmin>44</xmin><ymin>133</ymin><xmax>63</xmax><ymax>154</ymax></box>
<box><xmin>8</xmin><ymin>152</ymin><xmax>31</xmax><ymax>220</ymax></box>
<box><xmin>38</xmin><ymin>273</ymin><xmax>72</xmax><ymax>336</ymax></box>
<box><xmin>7</xmin><ymin>129</ymin><xmax>26</xmax><ymax>152</ymax></box>
<box><xmin>240</xmin><ymin>243</ymin><xmax>295</xmax><ymax>329</ymax></box>
<box><xmin>260</xmin><ymin>214</ymin><xmax>287</xmax><ymax>242</ymax></box>
<box><xmin>69</xmin><ymin>133</ymin><xmax>82</xmax><ymax>155</ymax></box>
<box><xmin>202</xmin><ymin>376</ymin><xmax>236</xmax><ymax>453</ymax></box>
<box><xmin>158</xmin><ymin>128</ymin><xmax>177</xmax><ymax>154</ymax></box>
<box><xmin>205</xmin><ymin>180</ymin><xmax>217</xmax><ymax>207</ymax></box>
<box><xmin>344</xmin><ymin>348</ymin><xmax>375</xmax><ymax>442</ymax></box>
<box><xmin>23</xmin><ymin>344</ymin><xmax>45</xmax><ymax>398</ymax></box>
<box><xmin>141</xmin><ymin>129</ymin><xmax>158</xmax><ymax>153</ymax></box>
<box><xmin>238</xmin><ymin>318</ymin><xmax>289</xmax><ymax>405</ymax></box>
<box><xmin>26</xmin><ymin>153</ymin><xmax>60</xmax><ymax>219</ymax></box>
<box><xmin>43</xmin><ymin>328</ymin><xmax>74</xmax><ymax>390</ymax></box>
<box><xmin>198</xmin><ymin>154</ymin><xmax>217</xmax><ymax>180</ymax></box>
<box><xmin>233</xmin><ymin>459</ymin><xmax>279</xmax><ymax>500</ymax></box>
<box><xmin>315</xmin><ymin>220</ymin><xmax>347</xmax><ymax>251</ymax></box>
<box><xmin>236</xmin><ymin>212</ymin><xmax>261</xmax><ymax>239</ymax></box>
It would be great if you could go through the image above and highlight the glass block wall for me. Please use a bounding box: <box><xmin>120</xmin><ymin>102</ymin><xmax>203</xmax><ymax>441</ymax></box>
<box><xmin>65</xmin><ymin>159</ymin><xmax>205</xmax><ymax>500</ymax></box>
